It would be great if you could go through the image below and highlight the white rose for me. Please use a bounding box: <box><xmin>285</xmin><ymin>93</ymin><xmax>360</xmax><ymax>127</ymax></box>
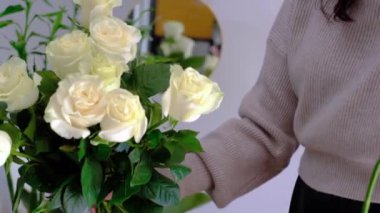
<box><xmin>86</xmin><ymin>54</ymin><xmax>128</xmax><ymax>91</ymax></box>
<box><xmin>0</xmin><ymin>57</ymin><xmax>39</xmax><ymax>112</ymax></box>
<box><xmin>99</xmin><ymin>89</ymin><xmax>147</xmax><ymax>143</ymax></box>
<box><xmin>90</xmin><ymin>16</ymin><xmax>141</xmax><ymax>63</ymax></box>
<box><xmin>46</xmin><ymin>30</ymin><xmax>92</xmax><ymax>79</ymax></box>
<box><xmin>163</xmin><ymin>21</ymin><xmax>185</xmax><ymax>39</ymax></box>
<box><xmin>162</xmin><ymin>65</ymin><xmax>223</xmax><ymax>122</ymax></box>
<box><xmin>73</xmin><ymin>0</ymin><xmax>122</xmax><ymax>28</ymax></box>
<box><xmin>160</xmin><ymin>36</ymin><xmax>194</xmax><ymax>58</ymax></box>
<box><xmin>44</xmin><ymin>75</ymin><xmax>107</xmax><ymax>139</ymax></box>
<box><xmin>0</xmin><ymin>130</ymin><xmax>11</xmax><ymax>167</ymax></box>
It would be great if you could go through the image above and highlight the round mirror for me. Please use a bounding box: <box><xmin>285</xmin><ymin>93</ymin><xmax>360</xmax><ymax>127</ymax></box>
<box><xmin>119</xmin><ymin>0</ymin><xmax>222</xmax><ymax>77</ymax></box>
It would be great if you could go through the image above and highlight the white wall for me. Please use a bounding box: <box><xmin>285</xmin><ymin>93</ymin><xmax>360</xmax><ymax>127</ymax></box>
<box><xmin>186</xmin><ymin>0</ymin><xmax>304</xmax><ymax>212</ymax></box>
<box><xmin>0</xmin><ymin>0</ymin><xmax>304</xmax><ymax>212</ymax></box>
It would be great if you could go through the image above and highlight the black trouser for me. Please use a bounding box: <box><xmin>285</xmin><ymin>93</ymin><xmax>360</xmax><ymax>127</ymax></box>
<box><xmin>289</xmin><ymin>177</ymin><xmax>380</xmax><ymax>213</ymax></box>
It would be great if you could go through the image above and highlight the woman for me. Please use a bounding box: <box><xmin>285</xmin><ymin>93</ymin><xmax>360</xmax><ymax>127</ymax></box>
<box><xmin>178</xmin><ymin>0</ymin><xmax>380</xmax><ymax>212</ymax></box>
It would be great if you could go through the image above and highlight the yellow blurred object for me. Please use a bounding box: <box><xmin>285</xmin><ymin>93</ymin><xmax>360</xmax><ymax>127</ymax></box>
<box><xmin>154</xmin><ymin>0</ymin><xmax>215</xmax><ymax>40</ymax></box>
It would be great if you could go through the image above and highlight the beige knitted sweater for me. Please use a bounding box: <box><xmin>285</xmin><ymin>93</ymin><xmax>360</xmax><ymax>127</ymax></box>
<box><xmin>180</xmin><ymin>0</ymin><xmax>380</xmax><ymax>208</ymax></box>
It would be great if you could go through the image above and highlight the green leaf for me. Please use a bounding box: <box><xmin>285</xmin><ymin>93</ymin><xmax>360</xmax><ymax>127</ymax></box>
<box><xmin>146</xmin><ymin>130</ymin><xmax>163</xmax><ymax>150</ymax></box>
<box><xmin>47</xmin><ymin>180</ymin><xmax>87</xmax><ymax>213</ymax></box>
<box><xmin>81</xmin><ymin>158</ymin><xmax>103</xmax><ymax>207</ymax></box>
<box><xmin>19</xmin><ymin>163</ymin><xmax>62</xmax><ymax>192</ymax></box>
<box><xmin>110</xmin><ymin>176</ymin><xmax>140</xmax><ymax>205</ymax></box>
<box><xmin>141</xmin><ymin>172</ymin><xmax>180</xmax><ymax>206</ymax></box>
<box><xmin>0</xmin><ymin>102</ymin><xmax>7</xmax><ymax>120</ymax></box>
<box><xmin>113</xmin><ymin>153</ymin><xmax>131</xmax><ymax>175</ymax></box>
<box><xmin>135</xmin><ymin>64</ymin><xmax>171</xmax><ymax>97</ymax></box>
<box><xmin>131</xmin><ymin>154</ymin><xmax>152</xmax><ymax>186</ymax></box>
<box><xmin>47</xmin><ymin>10</ymin><xmax>64</xmax><ymax>39</ymax></box>
<box><xmin>12</xmin><ymin>175</ymin><xmax>27</xmax><ymax>213</ymax></box>
<box><xmin>175</xmin><ymin>130</ymin><xmax>203</xmax><ymax>153</ymax></box>
<box><xmin>141</xmin><ymin>55</ymin><xmax>178</xmax><ymax>65</ymax></box>
<box><xmin>0</xmin><ymin>5</ymin><xmax>24</xmax><ymax>18</ymax></box>
<box><xmin>43</xmin><ymin>0</ymin><xmax>53</xmax><ymax>7</ymax></box>
<box><xmin>164</xmin><ymin>142</ymin><xmax>186</xmax><ymax>165</ymax></box>
<box><xmin>35</xmin><ymin>136</ymin><xmax>53</xmax><ymax>154</ymax></box>
<box><xmin>180</xmin><ymin>56</ymin><xmax>206</xmax><ymax>69</ymax></box>
<box><xmin>62</xmin><ymin>187</ymin><xmax>88</xmax><ymax>213</ymax></box>
<box><xmin>124</xmin><ymin>197</ymin><xmax>164</xmax><ymax>213</ymax></box>
<box><xmin>170</xmin><ymin>165</ymin><xmax>191</xmax><ymax>182</ymax></box>
<box><xmin>12</xmin><ymin>156</ymin><xmax>25</xmax><ymax>165</ymax></box>
<box><xmin>163</xmin><ymin>193</ymin><xmax>211</xmax><ymax>213</ymax></box>
<box><xmin>90</xmin><ymin>136</ymin><xmax>111</xmax><ymax>146</ymax></box>
<box><xmin>23</xmin><ymin>108</ymin><xmax>36</xmax><ymax>141</ymax></box>
<box><xmin>59</xmin><ymin>145</ymin><xmax>77</xmax><ymax>152</ymax></box>
<box><xmin>5</xmin><ymin>157</ymin><xmax>13</xmax><ymax>174</ymax></box>
<box><xmin>151</xmin><ymin>147</ymin><xmax>171</xmax><ymax>164</ymax></box>
<box><xmin>93</xmin><ymin>144</ymin><xmax>112</xmax><ymax>161</ymax></box>
<box><xmin>47</xmin><ymin>188</ymin><xmax>63</xmax><ymax>210</ymax></box>
<box><xmin>0</xmin><ymin>20</ymin><xmax>13</xmax><ymax>28</ymax></box>
<box><xmin>147</xmin><ymin>103</ymin><xmax>163</xmax><ymax>129</ymax></box>
<box><xmin>21</xmin><ymin>188</ymin><xmax>38</xmax><ymax>211</ymax></box>
<box><xmin>128</xmin><ymin>148</ymin><xmax>142</xmax><ymax>164</ymax></box>
<box><xmin>36</xmin><ymin>71</ymin><xmax>60</xmax><ymax>101</ymax></box>
<box><xmin>78</xmin><ymin>139</ymin><xmax>88</xmax><ymax>161</ymax></box>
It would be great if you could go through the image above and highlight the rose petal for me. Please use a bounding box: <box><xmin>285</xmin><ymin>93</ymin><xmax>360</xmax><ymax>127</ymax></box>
<box><xmin>99</xmin><ymin>125</ymin><xmax>134</xmax><ymax>143</ymax></box>
<box><xmin>0</xmin><ymin>131</ymin><xmax>12</xmax><ymax>167</ymax></box>
<box><xmin>134</xmin><ymin>117</ymin><xmax>148</xmax><ymax>143</ymax></box>
<box><xmin>50</xmin><ymin>120</ymin><xmax>90</xmax><ymax>139</ymax></box>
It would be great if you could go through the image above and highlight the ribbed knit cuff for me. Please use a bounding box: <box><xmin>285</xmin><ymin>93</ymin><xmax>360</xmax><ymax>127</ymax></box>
<box><xmin>179</xmin><ymin>153</ymin><xmax>213</xmax><ymax>198</ymax></box>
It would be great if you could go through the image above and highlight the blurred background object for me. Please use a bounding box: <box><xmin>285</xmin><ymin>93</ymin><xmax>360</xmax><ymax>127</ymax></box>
<box><xmin>128</xmin><ymin>0</ymin><xmax>222</xmax><ymax>77</ymax></box>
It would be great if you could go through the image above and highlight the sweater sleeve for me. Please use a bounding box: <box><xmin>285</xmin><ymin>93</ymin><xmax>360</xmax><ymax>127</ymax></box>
<box><xmin>179</xmin><ymin>0</ymin><xmax>299</xmax><ymax>208</ymax></box>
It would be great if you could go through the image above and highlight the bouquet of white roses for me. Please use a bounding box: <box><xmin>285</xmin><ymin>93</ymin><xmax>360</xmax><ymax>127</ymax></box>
<box><xmin>0</xmin><ymin>0</ymin><xmax>222</xmax><ymax>212</ymax></box>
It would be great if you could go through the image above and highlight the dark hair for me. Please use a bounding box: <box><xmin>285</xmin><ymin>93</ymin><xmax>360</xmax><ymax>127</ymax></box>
<box><xmin>321</xmin><ymin>0</ymin><xmax>357</xmax><ymax>22</ymax></box>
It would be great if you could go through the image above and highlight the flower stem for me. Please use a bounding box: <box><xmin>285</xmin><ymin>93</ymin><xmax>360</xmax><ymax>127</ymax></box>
<box><xmin>4</xmin><ymin>167</ymin><xmax>14</xmax><ymax>202</ymax></box>
<box><xmin>362</xmin><ymin>159</ymin><xmax>380</xmax><ymax>213</ymax></box>
<box><xmin>12</xmin><ymin>152</ymin><xmax>42</xmax><ymax>163</ymax></box>
<box><xmin>147</xmin><ymin>117</ymin><xmax>169</xmax><ymax>133</ymax></box>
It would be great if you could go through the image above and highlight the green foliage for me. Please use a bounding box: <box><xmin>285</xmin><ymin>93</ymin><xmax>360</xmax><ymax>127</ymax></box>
<box><xmin>12</xmin><ymin>174</ymin><xmax>27</xmax><ymax>213</ymax></box>
<box><xmin>180</xmin><ymin>56</ymin><xmax>206</xmax><ymax>70</ymax></box>
<box><xmin>146</xmin><ymin>130</ymin><xmax>163</xmax><ymax>150</ymax></box>
<box><xmin>78</xmin><ymin>139</ymin><xmax>88</xmax><ymax>161</ymax></box>
<box><xmin>0</xmin><ymin>5</ymin><xmax>24</xmax><ymax>18</ymax></box>
<box><xmin>171</xmin><ymin>130</ymin><xmax>204</xmax><ymax>153</ymax></box>
<box><xmin>0</xmin><ymin>20</ymin><xmax>14</xmax><ymax>28</ymax></box>
<box><xmin>93</xmin><ymin>144</ymin><xmax>112</xmax><ymax>162</ymax></box>
<box><xmin>46</xmin><ymin>178</ymin><xmax>87</xmax><ymax>213</ymax></box>
<box><xmin>41</xmin><ymin>9</ymin><xmax>68</xmax><ymax>40</ymax></box>
<box><xmin>110</xmin><ymin>175</ymin><xmax>140</xmax><ymax>205</ymax></box>
<box><xmin>36</xmin><ymin>71</ymin><xmax>60</xmax><ymax>102</ymax></box>
<box><xmin>124</xmin><ymin>64</ymin><xmax>171</xmax><ymax>98</ymax></box>
<box><xmin>128</xmin><ymin>148</ymin><xmax>142</xmax><ymax>164</ymax></box>
<box><xmin>362</xmin><ymin>159</ymin><xmax>380</xmax><ymax>213</ymax></box>
<box><xmin>141</xmin><ymin>172</ymin><xmax>180</xmax><ymax>207</ymax></box>
<box><xmin>170</xmin><ymin>165</ymin><xmax>191</xmax><ymax>182</ymax></box>
<box><xmin>0</xmin><ymin>102</ymin><xmax>7</xmax><ymax>120</ymax></box>
<box><xmin>16</xmin><ymin>108</ymin><xmax>37</xmax><ymax>141</ymax></box>
<box><xmin>81</xmin><ymin>157</ymin><xmax>103</xmax><ymax>207</ymax></box>
<box><xmin>164</xmin><ymin>142</ymin><xmax>186</xmax><ymax>165</ymax></box>
<box><xmin>124</xmin><ymin>197</ymin><xmax>164</xmax><ymax>213</ymax></box>
<box><xmin>61</xmin><ymin>187</ymin><xmax>88</xmax><ymax>213</ymax></box>
<box><xmin>147</xmin><ymin>103</ymin><xmax>164</xmax><ymax>130</ymax></box>
<box><xmin>131</xmin><ymin>153</ymin><xmax>152</xmax><ymax>186</ymax></box>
